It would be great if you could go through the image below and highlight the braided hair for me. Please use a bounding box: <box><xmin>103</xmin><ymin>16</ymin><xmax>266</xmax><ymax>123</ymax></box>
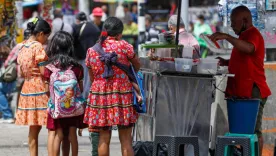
<box><xmin>98</xmin><ymin>17</ymin><xmax>124</xmax><ymax>45</ymax></box>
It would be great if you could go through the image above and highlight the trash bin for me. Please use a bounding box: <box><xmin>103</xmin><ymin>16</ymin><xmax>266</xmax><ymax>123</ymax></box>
<box><xmin>227</xmin><ymin>99</ymin><xmax>260</xmax><ymax>134</ymax></box>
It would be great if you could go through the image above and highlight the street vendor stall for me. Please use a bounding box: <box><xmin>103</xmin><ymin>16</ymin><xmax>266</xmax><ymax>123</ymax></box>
<box><xmin>132</xmin><ymin>0</ymin><xmax>221</xmax><ymax>155</ymax></box>
<box><xmin>134</xmin><ymin>59</ymin><xmax>215</xmax><ymax>155</ymax></box>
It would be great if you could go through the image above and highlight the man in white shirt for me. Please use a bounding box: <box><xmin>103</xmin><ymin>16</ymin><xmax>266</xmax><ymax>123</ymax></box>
<box><xmin>49</xmin><ymin>9</ymin><xmax>73</xmax><ymax>40</ymax></box>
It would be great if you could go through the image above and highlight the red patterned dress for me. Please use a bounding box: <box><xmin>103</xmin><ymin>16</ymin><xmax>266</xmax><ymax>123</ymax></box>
<box><xmin>83</xmin><ymin>37</ymin><xmax>138</xmax><ymax>130</ymax></box>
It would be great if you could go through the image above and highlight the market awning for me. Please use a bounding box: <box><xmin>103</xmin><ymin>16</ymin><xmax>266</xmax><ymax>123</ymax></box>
<box><xmin>93</xmin><ymin>0</ymin><xmax>138</xmax><ymax>2</ymax></box>
<box><xmin>22</xmin><ymin>0</ymin><xmax>43</xmax><ymax>7</ymax></box>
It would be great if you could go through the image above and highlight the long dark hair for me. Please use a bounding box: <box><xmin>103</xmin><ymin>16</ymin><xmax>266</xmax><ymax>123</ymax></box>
<box><xmin>46</xmin><ymin>31</ymin><xmax>80</xmax><ymax>69</ymax></box>
<box><xmin>27</xmin><ymin>18</ymin><xmax>51</xmax><ymax>35</ymax></box>
<box><xmin>98</xmin><ymin>17</ymin><xmax>124</xmax><ymax>45</ymax></box>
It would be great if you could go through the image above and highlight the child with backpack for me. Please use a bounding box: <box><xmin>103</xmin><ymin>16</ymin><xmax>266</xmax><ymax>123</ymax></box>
<box><xmin>45</xmin><ymin>31</ymin><xmax>87</xmax><ymax>156</ymax></box>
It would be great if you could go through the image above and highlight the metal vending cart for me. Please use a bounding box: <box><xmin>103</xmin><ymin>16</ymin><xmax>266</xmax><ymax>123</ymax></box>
<box><xmin>133</xmin><ymin>58</ymin><xmax>215</xmax><ymax>156</ymax></box>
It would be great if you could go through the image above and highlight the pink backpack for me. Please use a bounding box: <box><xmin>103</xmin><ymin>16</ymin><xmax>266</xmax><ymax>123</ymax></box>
<box><xmin>46</xmin><ymin>64</ymin><xmax>85</xmax><ymax>119</ymax></box>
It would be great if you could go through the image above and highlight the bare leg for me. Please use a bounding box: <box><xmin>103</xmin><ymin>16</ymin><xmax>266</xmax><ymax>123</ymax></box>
<box><xmin>28</xmin><ymin>125</ymin><xmax>42</xmax><ymax>156</ymax></box>
<box><xmin>53</xmin><ymin>128</ymin><xmax>64</xmax><ymax>156</ymax></box>
<box><xmin>62</xmin><ymin>136</ymin><xmax>70</xmax><ymax>156</ymax></box>
<box><xmin>47</xmin><ymin>130</ymin><xmax>56</xmax><ymax>156</ymax></box>
<box><xmin>68</xmin><ymin>127</ymin><xmax>78</xmax><ymax>156</ymax></box>
<box><xmin>62</xmin><ymin>128</ymin><xmax>70</xmax><ymax>156</ymax></box>
<box><xmin>118</xmin><ymin>127</ymin><xmax>134</xmax><ymax>156</ymax></box>
<box><xmin>98</xmin><ymin>130</ymin><xmax>112</xmax><ymax>156</ymax></box>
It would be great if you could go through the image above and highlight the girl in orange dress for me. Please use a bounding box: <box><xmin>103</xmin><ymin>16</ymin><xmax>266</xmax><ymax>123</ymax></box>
<box><xmin>15</xmin><ymin>18</ymin><xmax>51</xmax><ymax>156</ymax></box>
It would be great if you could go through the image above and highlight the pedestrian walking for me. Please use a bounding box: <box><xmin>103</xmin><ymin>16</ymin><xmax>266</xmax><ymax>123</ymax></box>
<box><xmin>45</xmin><ymin>31</ymin><xmax>87</xmax><ymax>156</ymax></box>
<box><xmin>15</xmin><ymin>18</ymin><xmax>51</xmax><ymax>156</ymax></box>
<box><xmin>84</xmin><ymin>17</ymin><xmax>141</xmax><ymax>156</ymax></box>
<box><xmin>0</xmin><ymin>30</ymin><xmax>31</xmax><ymax>124</ymax></box>
<box><xmin>73</xmin><ymin>12</ymin><xmax>101</xmax><ymax>156</ymax></box>
<box><xmin>73</xmin><ymin>12</ymin><xmax>100</xmax><ymax>99</ymax></box>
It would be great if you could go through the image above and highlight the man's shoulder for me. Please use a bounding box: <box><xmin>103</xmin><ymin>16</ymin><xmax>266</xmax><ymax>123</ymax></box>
<box><xmin>242</xmin><ymin>27</ymin><xmax>263</xmax><ymax>40</ymax></box>
<box><xmin>64</xmin><ymin>23</ymin><xmax>73</xmax><ymax>34</ymax></box>
<box><xmin>86</xmin><ymin>22</ymin><xmax>101</xmax><ymax>32</ymax></box>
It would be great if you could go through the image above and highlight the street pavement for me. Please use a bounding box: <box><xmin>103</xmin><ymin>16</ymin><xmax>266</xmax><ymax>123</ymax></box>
<box><xmin>0</xmin><ymin>123</ymin><xmax>122</xmax><ymax>156</ymax></box>
<box><xmin>0</xmin><ymin>92</ymin><xmax>122</xmax><ymax>156</ymax></box>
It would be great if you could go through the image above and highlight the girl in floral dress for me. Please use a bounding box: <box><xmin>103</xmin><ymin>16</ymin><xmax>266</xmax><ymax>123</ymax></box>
<box><xmin>45</xmin><ymin>31</ymin><xmax>87</xmax><ymax>156</ymax></box>
<box><xmin>84</xmin><ymin>17</ymin><xmax>141</xmax><ymax>156</ymax></box>
<box><xmin>15</xmin><ymin>18</ymin><xmax>51</xmax><ymax>156</ymax></box>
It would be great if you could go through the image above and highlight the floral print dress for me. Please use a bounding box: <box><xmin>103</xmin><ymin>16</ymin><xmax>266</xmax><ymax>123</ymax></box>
<box><xmin>15</xmin><ymin>40</ymin><xmax>49</xmax><ymax>126</ymax></box>
<box><xmin>83</xmin><ymin>37</ymin><xmax>138</xmax><ymax>130</ymax></box>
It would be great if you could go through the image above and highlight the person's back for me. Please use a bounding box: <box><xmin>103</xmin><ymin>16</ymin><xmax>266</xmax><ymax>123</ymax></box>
<box><xmin>16</xmin><ymin>17</ymin><xmax>52</xmax><ymax>156</ymax></box>
<box><xmin>49</xmin><ymin>9</ymin><xmax>73</xmax><ymax>40</ymax></box>
<box><xmin>52</xmin><ymin>18</ymin><xmax>73</xmax><ymax>34</ymax></box>
<box><xmin>87</xmin><ymin>38</ymin><xmax>135</xmax><ymax>82</ymax></box>
<box><xmin>84</xmin><ymin>17</ymin><xmax>140</xmax><ymax>156</ymax></box>
<box><xmin>45</xmin><ymin>31</ymin><xmax>87</xmax><ymax>156</ymax></box>
<box><xmin>73</xmin><ymin>21</ymin><xmax>100</xmax><ymax>60</ymax></box>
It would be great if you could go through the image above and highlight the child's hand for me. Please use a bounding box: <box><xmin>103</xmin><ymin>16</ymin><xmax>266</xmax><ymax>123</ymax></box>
<box><xmin>78</xmin><ymin>129</ymin><xmax>83</xmax><ymax>136</ymax></box>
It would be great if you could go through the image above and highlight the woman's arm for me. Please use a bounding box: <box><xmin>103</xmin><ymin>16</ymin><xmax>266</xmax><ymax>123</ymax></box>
<box><xmin>88</xmin><ymin>69</ymin><xmax>94</xmax><ymax>83</ymax></box>
<box><xmin>129</xmin><ymin>55</ymin><xmax>141</xmax><ymax>72</ymax></box>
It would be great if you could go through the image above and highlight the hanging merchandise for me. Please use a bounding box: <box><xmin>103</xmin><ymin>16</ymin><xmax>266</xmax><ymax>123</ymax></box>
<box><xmin>0</xmin><ymin>0</ymin><xmax>4</xmax><ymax>29</ymax></box>
<box><xmin>0</xmin><ymin>0</ymin><xmax>16</xmax><ymax>61</ymax></box>
<box><xmin>43</xmin><ymin>0</ymin><xmax>53</xmax><ymax>25</ymax></box>
<box><xmin>4</xmin><ymin>0</ymin><xmax>16</xmax><ymax>26</ymax></box>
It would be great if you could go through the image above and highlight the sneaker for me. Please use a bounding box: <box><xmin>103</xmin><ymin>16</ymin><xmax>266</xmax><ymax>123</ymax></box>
<box><xmin>0</xmin><ymin>118</ymin><xmax>14</xmax><ymax>124</ymax></box>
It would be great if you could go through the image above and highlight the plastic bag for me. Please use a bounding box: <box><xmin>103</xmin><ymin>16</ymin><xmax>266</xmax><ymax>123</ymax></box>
<box><xmin>133</xmin><ymin>141</ymin><xmax>153</xmax><ymax>156</ymax></box>
<box><xmin>133</xmin><ymin>141</ymin><xmax>169</xmax><ymax>156</ymax></box>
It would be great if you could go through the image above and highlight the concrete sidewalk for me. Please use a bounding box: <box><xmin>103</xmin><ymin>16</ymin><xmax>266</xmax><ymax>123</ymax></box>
<box><xmin>0</xmin><ymin>124</ymin><xmax>122</xmax><ymax>156</ymax></box>
<box><xmin>0</xmin><ymin>91</ymin><xmax>122</xmax><ymax>156</ymax></box>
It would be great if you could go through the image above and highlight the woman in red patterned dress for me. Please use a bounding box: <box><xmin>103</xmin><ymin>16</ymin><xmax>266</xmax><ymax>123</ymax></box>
<box><xmin>84</xmin><ymin>17</ymin><xmax>141</xmax><ymax>156</ymax></box>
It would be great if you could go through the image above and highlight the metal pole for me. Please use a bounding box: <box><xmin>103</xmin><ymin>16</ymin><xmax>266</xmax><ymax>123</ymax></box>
<box><xmin>175</xmin><ymin>0</ymin><xmax>182</xmax><ymax>46</ymax></box>
<box><xmin>175</xmin><ymin>0</ymin><xmax>182</xmax><ymax>57</ymax></box>
<box><xmin>181</xmin><ymin>0</ymin><xmax>189</xmax><ymax>29</ymax></box>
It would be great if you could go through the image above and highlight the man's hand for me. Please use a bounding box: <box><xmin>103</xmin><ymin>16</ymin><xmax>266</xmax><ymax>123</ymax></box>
<box><xmin>216</xmin><ymin>57</ymin><xmax>229</xmax><ymax>66</ymax></box>
<box><xmin>209</xmin><ymin>32</ymin><xmax>230</xmax><ymax>41</ymax></box>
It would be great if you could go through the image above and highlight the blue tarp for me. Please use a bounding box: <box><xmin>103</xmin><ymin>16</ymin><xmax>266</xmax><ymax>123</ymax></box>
<box><xmin>22</xmin><ymin>0</ymin><xmax>43</xmax><ymax>7</ymax></box>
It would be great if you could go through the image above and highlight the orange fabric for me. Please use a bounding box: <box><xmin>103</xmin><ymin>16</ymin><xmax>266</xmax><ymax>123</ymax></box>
<box><xmin>15</xmin><ymin>40</ymin><xmax>49</xmax><ymax>126</ymax></box>
<box><xmin>226</xmin><ymin>27</ymin><xmax>271</xmax><ymax>98</ymax></box>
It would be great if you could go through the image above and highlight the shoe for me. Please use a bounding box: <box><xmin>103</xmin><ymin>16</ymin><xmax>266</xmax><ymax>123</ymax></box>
<box><xmin>0</xmin><ymin>118</ymin><xmax>14</xmax><ymax>124</ymax></box>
